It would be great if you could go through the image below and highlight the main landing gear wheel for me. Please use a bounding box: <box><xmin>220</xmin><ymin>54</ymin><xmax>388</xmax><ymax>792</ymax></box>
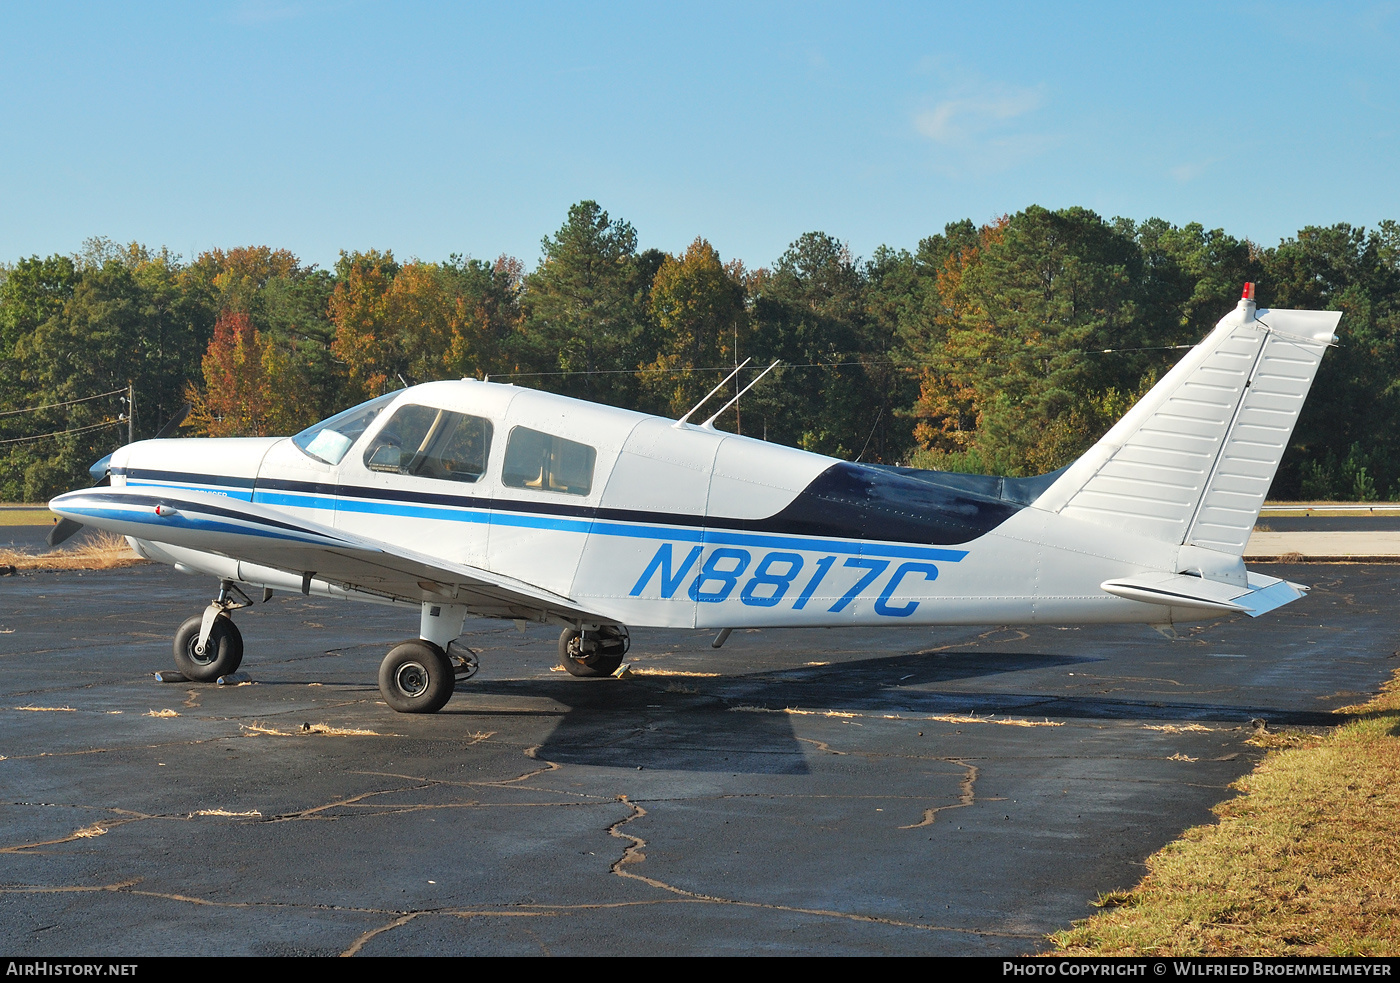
<box><xmin>379</xmin><ymin>640</ymin><xmax>455</xmax><ymax>713</ymax></box>
<box><xmin>173</xmin><ymin>614</ymin><xmax>244</xmax><ymax>682</ymax></box>
<box><xmin>558</xmin><ymin>626</ymin><xmax>629</xmax><ymax>678</ymax></box>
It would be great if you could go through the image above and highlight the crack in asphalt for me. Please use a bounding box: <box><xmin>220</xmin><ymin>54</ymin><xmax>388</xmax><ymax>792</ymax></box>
<box><xmin>341</xmin><ymin>912</ymin><xmax>424</xmax><ymax>956</ymax></box>
<box><xmin>266</xmin><ymin>784</ymin><xmax>441</xmax><ymax>822</ymax></box>
<box><xmin>0</xmin><ymin>814</ymin><xmax>155</xmax><ymax>854</ymax></box>
<box><xmin>601</xmin><ymin>794</ymin><xmax>1037</xmax><ymax>939</ymax></box>
<box><xmin>901</xmin><ymin>761</ymin><xmax>978</xmax><ymax>829</ymax></box>
<box><xmin>0</xmin><ymin>733</ymin><xmax>1041</xmax><ymax>954</ymax></box>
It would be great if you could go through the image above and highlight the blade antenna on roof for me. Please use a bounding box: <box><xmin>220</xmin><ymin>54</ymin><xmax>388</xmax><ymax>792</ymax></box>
<box><xmin>674</xmin><ymin>358</ymin><xmax>752</xmax><ymax>428</ymax></box>
<box><xmin>701</xmin><ymin>360</ymin><xmax>780</xmax><ymax>431</ymax></box>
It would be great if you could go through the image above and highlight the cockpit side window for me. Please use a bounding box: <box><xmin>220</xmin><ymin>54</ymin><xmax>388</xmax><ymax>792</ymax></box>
<box><xmin>291</xmin><ymin>392</ymin><xmax>400</xmax><ymax>465</ymax></box>
<box><xmin>362</xmin><ymin>404</ymin><xmax>493</xmax><ymax>484</ymax></box>
<box><xmin>501</xmin><ymin>427</ymin><xmax>596</xmax><ymax>496</ymax></box>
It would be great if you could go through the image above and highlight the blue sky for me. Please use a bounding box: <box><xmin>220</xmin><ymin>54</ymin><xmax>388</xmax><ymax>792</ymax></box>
<box><xmin>2</xmin><ymin>2</ymin><xmax>1397</xmax><ymax>272</ymax></box>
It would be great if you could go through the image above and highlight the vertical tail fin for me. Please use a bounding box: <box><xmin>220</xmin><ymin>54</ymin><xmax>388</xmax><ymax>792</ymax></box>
<box><xmin>1033</xmin><ymin>288</ymin><xmax>1341</xmax><ymax>555</ymax></box>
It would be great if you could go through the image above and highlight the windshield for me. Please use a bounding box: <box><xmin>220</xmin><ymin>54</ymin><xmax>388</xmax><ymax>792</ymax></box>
<box><xmin>291</xmin><ymin>392</ymin><xmax>401</xmax><ymax>465</ymax></box>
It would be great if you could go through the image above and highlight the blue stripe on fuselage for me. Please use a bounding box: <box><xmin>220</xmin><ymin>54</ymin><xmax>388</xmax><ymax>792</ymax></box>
<box><xmin>126</xmin><ymin>478</ymin><xmax>971</xmax><ymax>563</ymax></box>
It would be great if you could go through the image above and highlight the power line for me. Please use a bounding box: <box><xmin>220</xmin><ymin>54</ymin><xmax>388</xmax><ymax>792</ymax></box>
<box><xmin>0</xmin><ymin>387</ymin><xmax>128</xmax><ymax>418</ymax></box>
<box><xmin>0</xmin><ymin>419</ymin><xmax>123</xmax><ymax>446</ymax></box>
<box><xmin>487</xmin><ymin>344</ymin><xmax>1198</xmax><ymax>379</ymax></box>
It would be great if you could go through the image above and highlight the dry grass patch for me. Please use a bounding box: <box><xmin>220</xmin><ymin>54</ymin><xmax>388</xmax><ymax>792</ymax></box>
<box><xmin>1247</xmin><ymin>728</ymin><xmax>1326</xmax><ymax>750</ymax></box>
<box><xmin>242</xmin><ymin>721</ymin><xmax>383</xmax><ymax>737</ymax></box>
<box><xmin>915</xmin><ymin>713</ymin><xmax>1061</xmax><ymax>728</ymax></box>
<box><xmin>730</xmin><ymin>705</ymin><xmax>860</xmax><ymax>718</ymax></box>
<box><xmin>1143</xmin><ymin>724</ymin><xmax>1213</xmax><ymax>733</ymax></box>
<box><xmin>1050</xmin><ymin>672</ymin><xmax>1400</xmax><ymax>956</ymax></box>
<box><xmin>729</xmin><ymin>705</ymin><xmax>1062</xmax><ymax>728</ymax></box>
<box><xmin>627</xmin><ymin>667</ymin><xmax>721</xmax><ymax>678</ymax></box>
<box><xmin>0</xmin><ymin>531</ymin><xmax>144</xmax><ymax>571</ymax></box>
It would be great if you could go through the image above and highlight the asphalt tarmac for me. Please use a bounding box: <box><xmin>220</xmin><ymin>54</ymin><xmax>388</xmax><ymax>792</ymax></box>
<box><xmin>1259</xmin><ymin>515</ymin><xmax>1400</xmax><ymax>531</ymax></box>
<box><xmin>1</xmin><ymin>562</ymin><xmax>1397</xmax><ymax>956</ymax></box>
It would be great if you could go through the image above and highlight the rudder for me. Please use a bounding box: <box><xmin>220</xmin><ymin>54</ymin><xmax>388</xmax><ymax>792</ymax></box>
<box><xmin>1033</xmin><ymin>287</ymin><xmax>1341</xmax><ymax>555</ymax></box>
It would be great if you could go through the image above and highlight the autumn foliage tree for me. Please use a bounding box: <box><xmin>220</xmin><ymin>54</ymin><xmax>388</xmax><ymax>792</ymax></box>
<box><xmin>189</xmin><ymin>246</ymin><xmax>302</xmax><ymax>314</ymax></box>
<box><xmin>327</xmin><ymin>250</ymin><xmax>401</xmax><ymax>400</ymax></box>
<box><xmin>186</xmin><ymin>311</ymin><xmax>297</xmax><ymax>437</ymax></box>
<box><xmin>637</xmin><ymin>238</ymin><xmax>747</xmax><ymax>418</ymax></box>
<box><xmin>327</xmin><ymin>251</ymin><xmax>522</xmax><ymax>401</ymax></box>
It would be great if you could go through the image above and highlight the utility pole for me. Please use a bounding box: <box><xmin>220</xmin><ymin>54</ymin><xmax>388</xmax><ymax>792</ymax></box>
<box><xmin>127</xmin><ymin>380</ymin><xmax>134</xmax><ymax>444</ymax></box>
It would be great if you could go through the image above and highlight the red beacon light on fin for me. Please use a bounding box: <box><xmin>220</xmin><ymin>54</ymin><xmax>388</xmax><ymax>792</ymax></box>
<box><xmin>1242</xmin><ymin>282</ymin><xmax>1255</xmax><ymax>300</ymax></box>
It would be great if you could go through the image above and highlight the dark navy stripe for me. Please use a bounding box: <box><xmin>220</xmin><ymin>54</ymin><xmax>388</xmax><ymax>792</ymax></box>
<box><xmin>126</xmin><ymin>462</ymin><xmax>1034</xmax><ymax>547</ymax></box>
<box><xmin>114</xmin><ymin>467</ymin><xmax>257</xmax><ymax>489</ymax></box>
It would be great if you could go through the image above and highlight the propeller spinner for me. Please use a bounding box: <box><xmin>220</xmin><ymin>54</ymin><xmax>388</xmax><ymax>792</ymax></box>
<box><xmin>46</xmin><ymin>402</ymin><xmax>191</xmax><ymax>547</ymax></box>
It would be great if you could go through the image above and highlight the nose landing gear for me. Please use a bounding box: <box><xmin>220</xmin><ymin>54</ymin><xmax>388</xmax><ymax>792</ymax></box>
<box><xmin>173</xmin><ymin>613</ymin><xmax>243</xmax><ymax>680</ymax></box>
<box><xmin>172</xmin><ymin>580</ymin><xmax>253</xmax><ymax>681</ymax></box>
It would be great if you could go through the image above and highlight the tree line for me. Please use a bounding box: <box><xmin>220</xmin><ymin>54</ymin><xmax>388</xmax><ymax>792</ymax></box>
<box><xmin>2</xmin><ymin>202</ymin><xmax>1397</xmax><ymax>503</ymax></box>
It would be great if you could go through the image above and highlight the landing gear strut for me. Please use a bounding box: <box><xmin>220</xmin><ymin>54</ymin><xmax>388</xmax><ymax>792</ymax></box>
<box><xmin>172</xmin><ymin>580</ymin><xmax>251</xmax><ymax>681</ymax></box>
<box><xmin>376</xmin><ymin>601</ymin><xmax>469</xmax><ymax>714</ymax></box>
<box><xmin>558</xmin><ymin>625</ymin><xmax>630</xmax><ymax>677</ymax></box>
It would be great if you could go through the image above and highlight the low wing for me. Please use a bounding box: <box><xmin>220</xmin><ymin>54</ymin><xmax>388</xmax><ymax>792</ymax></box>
<box><xmin>49</xmin><ymin>486</ymin><xmax>604</xmax><ymax>624</ymax></box>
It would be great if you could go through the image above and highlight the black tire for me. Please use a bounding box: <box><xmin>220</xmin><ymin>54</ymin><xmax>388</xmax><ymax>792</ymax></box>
<box><xmin>558</xmin><ymin>626</ymin><xmax>628</xmax><ymax>678</ymax></box>
<box><xmin>378</xmin><ymin>640</ymin><xmax>455</xmax><ymax>713</ymax></box>
<box><xmin>173</xmin><ymin>614</ymin><xmax>244</xmax><ymax>682</ymax></box>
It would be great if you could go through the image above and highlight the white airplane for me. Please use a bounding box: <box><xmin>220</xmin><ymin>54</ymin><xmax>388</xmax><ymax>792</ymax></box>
<box><xmin>49</xmin><ymin>286</ymin><xmax>1341</xmax><ymax>713</ymax></box>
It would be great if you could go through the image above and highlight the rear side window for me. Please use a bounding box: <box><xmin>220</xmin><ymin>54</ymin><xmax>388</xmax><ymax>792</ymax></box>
<box><xmin>362</xmin><ymin>404</ymin><xmax>493</xmax><ymax>483</ymax></box>
<box><xmin>501</xmin><ymin>427</ymin><xmax>596</xmax><ymax>496</ymax></box>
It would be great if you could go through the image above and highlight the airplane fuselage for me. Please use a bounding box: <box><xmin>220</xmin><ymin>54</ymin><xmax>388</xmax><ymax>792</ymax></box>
<box><xmin>103</xmin><ymin>379</ymin><xmax>1217</xmax><ymax>631</ymax></box>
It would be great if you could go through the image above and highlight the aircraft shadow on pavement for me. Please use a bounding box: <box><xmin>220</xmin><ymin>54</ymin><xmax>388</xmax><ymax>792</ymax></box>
<box><xmin>456</xmin><ymin>646</ymin><xmax>1343</xmax><ymax>773</ymax></box>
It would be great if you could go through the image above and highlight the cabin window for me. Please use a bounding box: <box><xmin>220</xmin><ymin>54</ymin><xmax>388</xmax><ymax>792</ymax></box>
<box><xmin>292</xmin><ymin>392</ymin><xmax>401</xmax><ymax>465</ymax></box>
<box><xmin>362</xmin><ymin>404</ymin><xmax>493</xmax><ymax>483</ymax></box>
<box><xmin>501</xmin><ymin>427</ymin><xmax>596</xmax><ymax>496</ymax></box>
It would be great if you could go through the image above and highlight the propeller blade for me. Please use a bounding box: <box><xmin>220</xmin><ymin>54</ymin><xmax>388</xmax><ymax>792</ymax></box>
<box><xmin>154</xmin><ymin>403</ymin><xmax>192</xmax><ymax>440</ymax></box>
<box><xmin>47</xmin><ymin>517</ymin><xmax>85</xmax><ymax>548</ymax></box>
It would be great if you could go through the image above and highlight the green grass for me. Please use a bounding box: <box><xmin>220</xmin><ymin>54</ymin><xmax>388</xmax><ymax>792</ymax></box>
<box><xmin>1049</xmin><ymin>674</ymin><xmax>1400</xmax><ymax>956</ymax></box>
<box><xmin>0</xmin><ymin>507</ymin><xmax>59</xmax><ymax>526</ymax></box>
